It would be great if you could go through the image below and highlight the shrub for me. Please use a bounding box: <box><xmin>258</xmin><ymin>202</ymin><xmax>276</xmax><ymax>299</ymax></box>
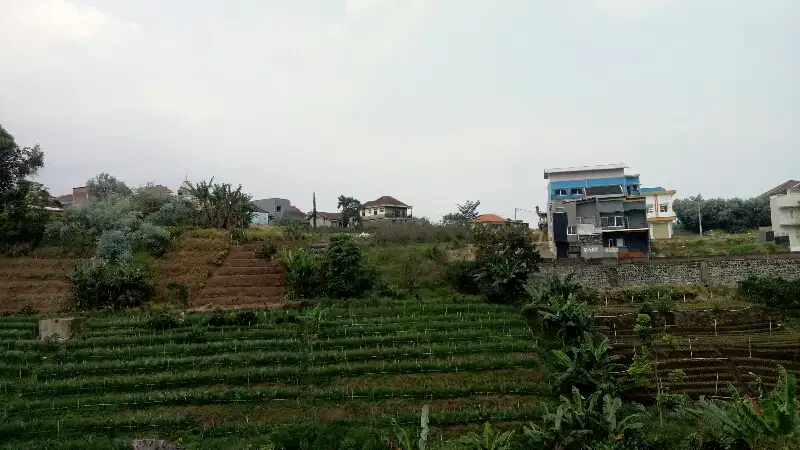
<box><xmin>132</xmin><ymin>222</ymin><xmax>171</xmax><ymax>256</ymax></box>
<box><xmin>148</xmin><ymin>314</ymin><xmax>180</xmax><ymax>331</ymax></box>
<box><xmin>145</xmin><ymin>198</ymin><xmax>197</xmax><ymax>227</ymax></box>
<box><xmin>255</xmin><ymin>240</ymin><xmax>278</xmax><ymax>261</ymax></box>
<box><xmin>423</xmin><ymin>244</ymin><xmax>446</xmax><ymax>263</ymax></box>
<box><xmin>232</xmin><ymin>310</ymin><xmax>258</xmax><ymax>326</ymax></box>
<box><xmin>95</xmin><ymin>230</ymin><xmax>133</xmax><ymax>263</ymax></box>
<box><xmin>737</xmin><ymin>275</ymin><xmax>800</xmax><ymax>308</ymax></box>
<box><xmin>166</xmin><ymin>282</ymin><xmax>189</xmax><ymax>305</ymax></box>
<box><xmin>473</xmin><ymin>224</ymin><xmax>541</xmax><ymax>303</ymax></box>
<box><xmin>373</xmin><ymin>283</ymin><xmax>410</xmax><ymax>300</ymax></box>
<box><xmin>229</xmin><ymin>228</ymin><xmax>246</xmax><ymax>245</ymax></box>
<box><xmin>445</xmin><ymin>260</ymin><xmax>481</xmax><ymax>295</ymax></box>
<box><xmin>281</xmin><ymin>248</ymin><xmax>321</xmax><ymax>299</ymax></box>
<box><xmin>205</xmin><ymin>311</ymin><xmax>231</xmax><ymax>327</ymax></box>
<box><xmin>319</xmin><ymin>234</ymin><xmax>373</xmax><ymax>298</ymax></box>
<box><xmin>72</xmin><ymin>260</ymin><xmax>154</xmax><ymax>310</ymax></box>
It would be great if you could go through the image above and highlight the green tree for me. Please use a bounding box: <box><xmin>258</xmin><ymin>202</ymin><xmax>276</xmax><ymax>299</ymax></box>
<box><xmin>189</xmin><ymin>179</ymin><xmax>255</xmax><ymax>229</ymax></box>
<box><xmin>673</xmin><ymin>195</ymin><xmax>771</xmax><ymax>234</ymax></box>
<box><xmin>473</xmin><ymin>223</ymin><xmax>540</xmax><ymax>303</ymax></box>
<box><xmin>311</xmin><ymin>191</ymin><xmax>317</xmax><ymax>230</ymax></box>
<box><xmin>0</xmin><ymin>125</ymin><xmax>50</xmax><ymax>253</ymax></box>
<box><xmin>337</xmin><ymin>195</ymin><xmax>362</xmax><ymax>228</ymax></box>
<box><xmin>442</xmin><ymin>199</ymin><xmax>481</xmax><ymax>226</ymax></box>
<box><xmin>86</xmin><ymin>173</ymin><xmax>132</xmax><ymax>200</ymax></box>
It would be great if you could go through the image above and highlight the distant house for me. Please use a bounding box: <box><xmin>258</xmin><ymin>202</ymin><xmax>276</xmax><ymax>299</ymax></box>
<box><xmin>472</xmin><ymin>214</ymin><xmax>506</xmax><ymax>227</ymax></box>
<box><xmin>55</xmin><ymin>187</ymin><xmax>90</xmax><ymax>208</ymax></box>
<box><xmin>251</xmin><ymin>198</ymin><xmax>291</xmax><ymax>224</ymax></box>
<box><xmin>177</xmin><ymin>180</ymin><xmax>197</xmax><ymax>203</ymax></box>
<box><xmin>361</xmin><ymin>196</ymin><xmax>412</xmax><ymax>223</ymax></box>
<box><xmin>146</xmin><ymin>184</ymin><xmax>173</xmax><ymax>196</ymax></box>
<box><xmin>641</xmin><ymin>187</ymin><xmax>677</xmax><ymax>239</ymax></box>
<box><xmin>769</xmin><ymin>186</ymin><xmax>800</xmax><ymax>252</ymax></box>
<box><xmin>472</xmin><ymin>214</ymin><xmax>528</xmax><ymax>229</ymax></box>
<box><xmin>308</xmin><ymin>212</ymin><xmax>343</xmax><ymax>228</ymax></box>
<box><xmin>250</xmin><ymin>203</ymin><xmax>270</xmax><ymax>225</ymax></box>
<box><xmin>763</xmin><ymin>180</ymin><xmax>800</xmax><ymax>197</ymax></box>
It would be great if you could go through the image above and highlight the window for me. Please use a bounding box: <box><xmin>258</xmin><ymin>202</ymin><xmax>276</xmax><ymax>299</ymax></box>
<box><xmin>373</xmin><ymin>209</ymin><xmax>377</xmax><ymax>216</ymax></box>
<box><xmin>659</xmin><ymin>203</ymin><xmax>669</xmax><ymax>213</ymax></box>
<box><xmin>607</xmin><ymin>237</ymin><xmax>625</xmax><ymax>247</ymax></box>
<box><xmin>276</xmin><ymin>205</ymin><xmax>282</xmax><ymax>213</ymax></box>
<box><xmin>646</xmin><ymin>205</ymin><xmax>654</xmax><ymax>214</ymax></box>
<box><xmin>554</xmin><ymin>188</ymin><xmax>568</xmax><ymax>196</ymax></box>
<box><xmin>379</xmin><ymin>208</ymin><xmax>385</xmax><ymax>213</ymax></box>
<box><xmin>361</xmin><ymin>210</ymin><xmax>365</xmax><ymax>216</ymax></box>
<box><xmin>567</xmin><ymin>226</ymin><xmax>577</xmax><ymax>235</ymax></box>
<box><xmin>601</xmin><ymin>216</ymin><xmax>626</xmax><ymax>228</ymax></box>
<box><xmin>570</xmin><ymin>188</ymin><xmax>583</xmax><ymax>196</ymax></box>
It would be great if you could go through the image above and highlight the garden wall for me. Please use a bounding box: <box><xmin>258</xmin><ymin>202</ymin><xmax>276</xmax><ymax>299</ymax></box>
<box><xmin>535</xmin><ymin>253</ymin><xmax>800</xmax><ymax>288</ymax></box>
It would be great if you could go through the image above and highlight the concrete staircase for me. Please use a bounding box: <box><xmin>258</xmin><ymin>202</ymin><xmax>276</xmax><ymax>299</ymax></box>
<box><xmin>191</xmin><ymin>244</ymin><xmax>285</xmax><ymax>311</ymax></box>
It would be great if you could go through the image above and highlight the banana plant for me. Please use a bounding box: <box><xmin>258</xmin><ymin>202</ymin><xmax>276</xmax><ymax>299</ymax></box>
<box><xmin>459</xmin><ymin>422</ymin><xmax>515</xmax><ymax>450</ymax></box>
<box><xmin>550</xmin><ymin>333</ymin><xmax>624</xmax><ymax>396</ymax></box>
<box><xmin>391</xmin><ymin>404</ymin><xmax>429</xmax><ymax>450</ymax></box>
<box><xmin>689</xmin><ymin>365</ymin><xmax>800</xmax><ymax>449</ymax></box>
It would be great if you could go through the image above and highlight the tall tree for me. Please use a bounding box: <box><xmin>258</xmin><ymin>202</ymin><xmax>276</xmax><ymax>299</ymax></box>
<box><xmin>312</xmin><ymin>191</ymin><xmax>317</xmax><ymax>230</ymax></box>
<box><xmin>0</xmin><ymin>125</ymin><xmax>44</xmax><ymax>198</ymax></box>
<box><xmin>0</xmin><ymin>125</ymin><xmax>50</xmax><ymax>252</ymax></box>
<box><xmin>86</xmin><ymin>173</ymin><xmax>132</xmax><ymax>201</ymax></box>
<box><xmin>189</xmin><ymin>178</ymin><xmax>255</xmax><ymax>229</ymax></box>
<box><xmin>442</xmin><ymin>200</ymin><xmax>480</xmax><ymax>226</ymax></box>
<box><xmin>337</xmin><ymin>195</ymin><xmax>362</xmax><ymax>228</ymax></box>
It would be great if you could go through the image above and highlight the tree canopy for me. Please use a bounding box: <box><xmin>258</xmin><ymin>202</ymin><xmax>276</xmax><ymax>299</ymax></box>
<box><xmin>442</xmin><ymin>200</ymin><xmax>480</xmax><ymax>226</ymax></box>
<box><xmin>673</xmin><ymin>195</ymin><xmax>771</xmax><ymax>234</ymax></box>
<box><xmin>86</xmin><ymin>173</ymin><xmax>132</xmax><ymax>201</ymax></box>
<box><xmin>0</xmin><ymin>125</ymin><xmax>50</xmax><ymax>253</ymax></box>
<box><xmin>337</xmin><ymin>195</ymin><xmax>362</xmax><ymax>228</ymax></box>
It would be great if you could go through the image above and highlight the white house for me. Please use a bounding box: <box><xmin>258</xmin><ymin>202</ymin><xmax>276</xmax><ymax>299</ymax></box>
<box><xmin>770</xmin><ymin>187</ymin><xmax>800</xmax><ymax>252</ymax></box>
<box><xmin>641</xmin><ymin>187</ymin><xmax>676</xmax><ymax>239</ymax></box>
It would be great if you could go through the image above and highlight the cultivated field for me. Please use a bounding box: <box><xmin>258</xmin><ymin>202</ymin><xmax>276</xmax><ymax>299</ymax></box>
<box><xmin>596</xmin><ymin>296</ymin><xmax>800</xmax><ymax>400</ymax></box>
<box><xmin>0</xmin><ymin>257</ymin><xmax>84</xmax><ymax>313</ymax></box>
<box><xmin>0</xmin><ymin>297</ymin><xmax>545</xmax><ymax>449</ymax></box>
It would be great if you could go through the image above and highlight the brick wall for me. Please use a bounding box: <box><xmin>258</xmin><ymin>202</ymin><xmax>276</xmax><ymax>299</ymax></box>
<box><xmin>535</xmin><ymin>253</ymin><xmax>800</xmax><ymax>288</ymax></box>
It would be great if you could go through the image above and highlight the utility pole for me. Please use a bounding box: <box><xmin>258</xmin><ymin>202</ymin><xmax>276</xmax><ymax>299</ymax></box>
<box><xmin>697</xmin><ymin>194</ymin><xmax>703</xmax><ymax>236</ymax></box>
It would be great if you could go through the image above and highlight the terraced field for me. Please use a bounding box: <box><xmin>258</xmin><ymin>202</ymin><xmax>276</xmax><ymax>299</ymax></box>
<box><xmin>597</xmin><ymin>303</ymin><xmax>800</xmax><ymax>399</ymax></box>
<box><xmin>0</xmin><ymin>258</ymin><xmax>84</xmax><ymax>313</ymax></box>
<box><xmin>0</xmin><ymin>298</ymin><xmax>545</xmax><ymax>449</ymax></box>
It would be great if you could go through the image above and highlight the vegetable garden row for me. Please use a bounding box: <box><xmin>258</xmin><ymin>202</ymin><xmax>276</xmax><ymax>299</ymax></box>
<box><xmin>0</xmin><ymin>300</ymin><xmax>545</xmax><ymax>448</ymax></box>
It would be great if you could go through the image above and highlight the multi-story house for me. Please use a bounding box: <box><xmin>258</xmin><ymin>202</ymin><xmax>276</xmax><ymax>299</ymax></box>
<box><xmin>641</xmin><ymin>187</ymin><xmax>677</xmax><ymax>239</ymax></box>
<box><xmin>361</xmin><ymin>196</ymin><xmax>413</xmax><ymax>223</ymax></box>
<box><xmin>544</xmin><ymin>164</ymin><xmax>649</xmax><ymax>259</ymax></box>
<box><xmin>769</xmin><ymin>187</ymin><xmax>800</xmax><ymax>252</ymax></box>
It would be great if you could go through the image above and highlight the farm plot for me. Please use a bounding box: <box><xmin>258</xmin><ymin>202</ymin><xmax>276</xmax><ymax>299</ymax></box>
<box><xmin>0</xmin><ymin>258</ymin><xmax>84</xmax><ymax>313</ymax></box>
<box><xmin>598</xmin><ymin>305</ymin><xmax>800</xmax><ymax>399</ymax></box>
<box><xmin>0</xmin><ymin>299</ymin><xmax>545</xmax><ymax>449</ymax></box>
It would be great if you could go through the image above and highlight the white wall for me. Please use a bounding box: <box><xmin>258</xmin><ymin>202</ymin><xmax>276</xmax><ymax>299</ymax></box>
<box><xmin>644</xmin><ymin>192</ymin><xmax>675</xmax><ymax>219</ymax></box>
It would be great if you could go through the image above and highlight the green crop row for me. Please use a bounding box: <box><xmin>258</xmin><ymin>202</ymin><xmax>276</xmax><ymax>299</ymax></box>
<box><xmin>18</xmin><ymin>356</ymin><xmax>539</xmax><ymax>398</ymax></box>
<box><xmin>0</xmin><ymin>321</ymin><xmax>38</xmax><ymax>330</ymax></box>
<box><xmin>6</xmin><ymin>382</ymin><xmax>545</xmax><ymax>416</ymax></box>
<box><xmin>25</xmin><ymin>340</ymin><xmax>535</xmax><ymax>381</ymax></box>
<box><xmin>0</xmin><ymin>414</ymin><xmax>196</xmax><ymax>441</ymax></box>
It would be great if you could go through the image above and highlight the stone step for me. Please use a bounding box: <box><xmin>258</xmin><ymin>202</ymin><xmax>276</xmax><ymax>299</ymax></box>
<box><xmin>205</xmin><ymin>275</ymin><xmax>283</xmax><ymax>288</ymax></box>
<box><xmin>215</xmin><ymin>266</ymin><xmax>282</xmax><ymax>276</ymax></box>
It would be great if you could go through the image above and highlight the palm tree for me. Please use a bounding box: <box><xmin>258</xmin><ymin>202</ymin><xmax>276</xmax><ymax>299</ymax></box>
<box><xmin>551</xmin><ymin>333</ymin><xmax>624</xmax><ymax>396</ymax></box>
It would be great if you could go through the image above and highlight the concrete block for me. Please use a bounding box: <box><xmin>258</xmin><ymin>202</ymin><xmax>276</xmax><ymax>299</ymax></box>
<box><xmin>132</xmin><ymin>439</ymin><xmax>183</xmax><ymax>450</ymax></box>
<box><xmin>38</xmin><ymin>317</ymin><xmax>83</xmax><ymax>341</ymax></box>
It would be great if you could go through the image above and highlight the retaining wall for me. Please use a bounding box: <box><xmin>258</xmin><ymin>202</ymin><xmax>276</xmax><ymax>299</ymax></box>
<box><xmin>535</xmin><ymin>253</ymin><xmax>800</xmax><ymax>288</ymax></box>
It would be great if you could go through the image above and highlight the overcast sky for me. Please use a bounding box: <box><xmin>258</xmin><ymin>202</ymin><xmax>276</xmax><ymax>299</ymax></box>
<box><xmin>1</xmin><ymin>0</ymin><xmax>798</xmax><ymax>221</ymax></box>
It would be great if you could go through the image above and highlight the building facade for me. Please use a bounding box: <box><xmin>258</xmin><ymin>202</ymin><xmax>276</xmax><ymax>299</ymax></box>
<box><xmin>545</xmin><ymin>164</ymin><xmax>649</xmax><ymax>259</ymax></box>
<box><xmin>361</xmin><ymin>196</ymin><xmax>412</xmax><ymax>223</ymax></box>
<box><xmin>308</xmin><ymin>212</ymin><xmax>343</xmax><ymax>228</ymax></box>
<box><xmin>251</xmin><ymin>198</ymin><xmax>292</xmax><ymax>223</ymax></box>
<box><xmin>641</xmin><ymin>187</ymin><xmax>676</xmax><ymax>240</ymax></box>
<box><xmin>769</xmin><ymin>187</ymin><xmax>800</xmax><ymax>252</ymax></box>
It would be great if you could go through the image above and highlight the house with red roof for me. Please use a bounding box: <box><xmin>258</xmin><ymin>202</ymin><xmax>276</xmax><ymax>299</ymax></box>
<box><xmin>472</xmin><ymin>214</ymin><xmax>529</xmax><ymax>229</ymax></box>
<box><xmin>361</xmin><ymin>196</ymin><xmax>413</xmax><ymax>223</ymax></box>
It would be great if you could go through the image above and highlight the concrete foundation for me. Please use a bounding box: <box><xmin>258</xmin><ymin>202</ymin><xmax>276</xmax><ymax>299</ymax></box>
<box><xmin>132</xmin><ymin>439</ymin><xmax>183</xmax><ymax>450</ymax></box>
<box><xmin>38</xmin><ymin>317</ymin><xmax>83</xmax><ymax>341</ymax></box>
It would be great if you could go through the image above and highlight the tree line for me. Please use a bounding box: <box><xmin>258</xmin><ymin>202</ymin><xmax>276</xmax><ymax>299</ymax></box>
<box><xmin>673</xmin><ymin>195</ymin><xmax>771</xmax><ymax>234</ymax></box>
